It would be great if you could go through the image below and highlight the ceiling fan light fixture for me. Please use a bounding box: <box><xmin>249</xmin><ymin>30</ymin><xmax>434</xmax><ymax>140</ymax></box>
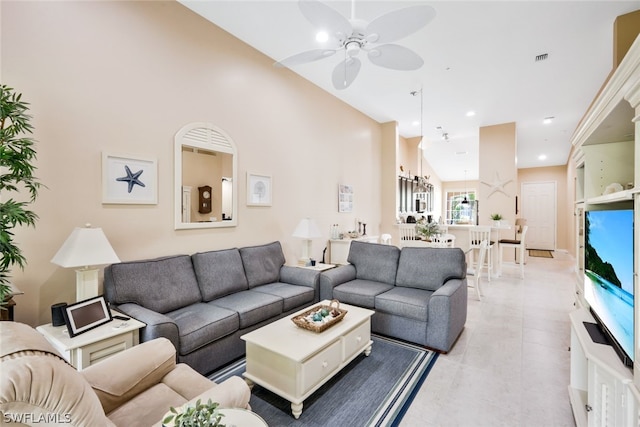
<box><xmin>345</xmin><ymin>41</ymin><xmax>361</xmax><ymax>56</ymax></box>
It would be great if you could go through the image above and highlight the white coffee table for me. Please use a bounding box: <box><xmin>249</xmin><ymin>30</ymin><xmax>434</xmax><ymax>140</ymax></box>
<box><xmin>241</xmin><ymin>300</ymin><xmax>373</xmax><ymax>419</ymax></box>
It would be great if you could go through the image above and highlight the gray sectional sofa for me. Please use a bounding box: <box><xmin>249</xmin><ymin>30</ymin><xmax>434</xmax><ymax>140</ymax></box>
<box><xmin>319</xmin><ymin>241</ymin><xmax>468</xmax><ymax>352</ymax></box>
<box><xmin>103</xmin><ymin>241</ymin><xmax>320</xmax><ymax>375</ymax></box>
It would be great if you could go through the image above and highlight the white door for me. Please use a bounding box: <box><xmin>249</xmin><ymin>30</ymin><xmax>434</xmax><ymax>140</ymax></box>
<box><xmin>520</xmin><ymin>181</ymin><xmax>556</xmax><ymax>250</ymax></box>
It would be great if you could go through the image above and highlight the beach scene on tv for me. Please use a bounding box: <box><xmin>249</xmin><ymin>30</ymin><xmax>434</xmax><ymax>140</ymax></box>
<box><xmin>584</xmin><ymin>209</ymin><xmax>634</xmax><ymax>361</ymax></box>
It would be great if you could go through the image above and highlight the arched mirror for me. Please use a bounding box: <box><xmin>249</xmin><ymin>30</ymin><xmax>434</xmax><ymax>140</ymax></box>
<box><xmin>174</xmin><ymin>123</ymin><xmax>238</xmax><ymax>229</ymax></box>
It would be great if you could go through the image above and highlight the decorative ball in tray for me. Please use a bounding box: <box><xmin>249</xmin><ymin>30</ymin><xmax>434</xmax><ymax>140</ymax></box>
<box><xmin>292</xmin><ymin>300</ymin><xmax>347</xmax><ymax>333</ymax></box>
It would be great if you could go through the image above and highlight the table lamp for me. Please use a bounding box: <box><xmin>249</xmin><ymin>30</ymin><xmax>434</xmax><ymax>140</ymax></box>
<box><xmin>51</xmin><ymin>224</ymin><xmax>120</xmax><ymax>302</ymax></box>
<box><xmin>292</xmin><ymin>218</ymin><xmax>321</xmax><ymax>266</ymax></box>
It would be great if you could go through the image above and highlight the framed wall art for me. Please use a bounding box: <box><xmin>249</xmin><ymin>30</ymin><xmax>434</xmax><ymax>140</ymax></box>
<box><xmin>247</xmin><ymin>173</ymin><xmax>272</xmax><ymax>206</ymax></box>
<box><xmin>102</xmin><ymin>153</ymin><xmax>158</xmax><ymax>204</ymax></box>
<box><xmin>338</xmin><ymin>184</ymin><xmax>353</xmax><ymax>213</ymax></box>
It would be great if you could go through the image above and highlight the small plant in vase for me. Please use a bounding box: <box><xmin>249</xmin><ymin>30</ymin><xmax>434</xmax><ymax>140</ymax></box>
<box><xmin>490</xmin><ymin>213</ymin><xmax>503</xmax><ymax>226</ymax></box>
<box><xmin>162</xmin><ymin>399</ymin><xmax>225</xmax><ymax>427</ymax></box>
<box><xmin>416</xmin><ymin>219</ymin><xmax>440</xmax><ymax>241</ymax></box>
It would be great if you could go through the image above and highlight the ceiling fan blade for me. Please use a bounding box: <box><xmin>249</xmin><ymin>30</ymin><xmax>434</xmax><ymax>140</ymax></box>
<box><xmin>332</xmin><ymin>58</ymin><xmax>361</xmax><ymax>90</ymax></box>
<box><xmin>274</xmin><ymin>49</ymin><xmax>336</xmax><ymax>68</ymax></box>
<box><xmin>368</xmin><ymin>44</ymin><xmax>424</xmax><ymax>70</ymax></box>
<box><xmin>299</xmin><ymin>0</ymin><xmax>352</xmax><ymax>39</ymax></box>
<box><xmin>366</xmin><ymin>5</ymin><xmax>436</xmax><ymax>44</ymax></box>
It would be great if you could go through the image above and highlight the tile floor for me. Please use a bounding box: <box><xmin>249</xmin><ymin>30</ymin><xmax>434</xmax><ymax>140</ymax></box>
<box><xmin>401</xmin><ymin>250</ymin><xmax>577</xmax><ymax>427</ymax></box>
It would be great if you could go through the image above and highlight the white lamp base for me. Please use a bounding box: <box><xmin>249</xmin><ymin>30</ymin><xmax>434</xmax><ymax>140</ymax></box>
<box><xmin>298</xmin><ymin>239</ymin><xmax>313</xmax><ymax>266</ymax></box>
<box><xmin>75</xmin><ymin>267</ymin><xmax>99</xmax><ymax>302</ymax></box>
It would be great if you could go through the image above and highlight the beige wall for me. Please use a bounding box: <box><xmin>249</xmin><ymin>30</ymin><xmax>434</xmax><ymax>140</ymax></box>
<box><xmin>517</xmin><ymin>165</ymin><xmax>571</xmax><ymax>252</ymax></box>
<box><xmin>2</xmin><ymin>1</ymin><xmax>384</xmax><ymax>325</ymax></box>
<box><xmin>479</xmin><ymin>123</ymin><xmax>517</xmax><ymax>229</ymax></box>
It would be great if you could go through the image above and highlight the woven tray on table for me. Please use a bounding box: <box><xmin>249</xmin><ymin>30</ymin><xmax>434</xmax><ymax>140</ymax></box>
<box><xmin>291</xmin><ymin>300</ymin><xmax>348</xmax><ymax>333</ymax></box>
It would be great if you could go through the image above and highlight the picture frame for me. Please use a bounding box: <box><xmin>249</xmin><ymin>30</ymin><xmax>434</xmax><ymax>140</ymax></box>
<box><xmin>102</xmin><ymin>153</ymin><xmax>158</xmax><ymax>204</ymax></box>
<box><xmin>247</xmin><ymin>173</ymin><xmax>272</xmax><ymax>206</ymax></box>
<box><xmin>338</xmin><ymin>184</ymin><xmax>353</xmax><ymax>213</ymax></box>
<box><xmin>63</xmin><ymin>295</ymin><xmax>112</xmax><ymax>337</ymax></box>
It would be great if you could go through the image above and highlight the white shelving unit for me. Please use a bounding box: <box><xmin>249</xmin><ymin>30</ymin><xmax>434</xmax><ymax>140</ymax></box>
<box><xmin>569</xmin><ymin>310</ymin><xmax>635</xmax><ymax>427</ymax></box>
<box><xmin>569</xmin><ymin>34</ymin><xmax>640</xmax><ymax>426</ymax></box>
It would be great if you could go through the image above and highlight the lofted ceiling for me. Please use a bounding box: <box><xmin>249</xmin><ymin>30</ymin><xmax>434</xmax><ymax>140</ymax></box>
<box><xmin>178</xmin><ymin>0</ymin><xmax>639</xmax><ymax>181</ymax></box>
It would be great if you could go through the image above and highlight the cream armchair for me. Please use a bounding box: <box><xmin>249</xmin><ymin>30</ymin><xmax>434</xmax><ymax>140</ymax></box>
<box><xmin>0</xmin><ymin>322</ymin><xmax>251</xmax><ymax>427</ymax></box>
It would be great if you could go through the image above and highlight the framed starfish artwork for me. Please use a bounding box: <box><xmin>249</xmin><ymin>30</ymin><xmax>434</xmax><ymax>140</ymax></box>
<box><xmin>102</xmin><ymin>153</ymin><xmax>158</xmax><ymax>204</ymax></box>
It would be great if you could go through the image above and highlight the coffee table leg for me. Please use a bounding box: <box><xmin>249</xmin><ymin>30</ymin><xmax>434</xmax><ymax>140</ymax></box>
<box><xmin>291</xmin><ymin>402</ymin><xmax>303</xmax><ymax>419</ymax></box>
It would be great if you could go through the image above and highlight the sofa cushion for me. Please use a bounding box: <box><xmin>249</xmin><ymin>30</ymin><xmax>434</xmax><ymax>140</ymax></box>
<box><xmin>192</xmin><ymin>249</ymin><xmax>249</xmax><ymax>301</ymax></box>
<box><xmin>395</xmin><ymin>247</ymin><xmax>466</xmax><ymax>291</ymax></box>
<box><xmin>239</xmin><ymin>241</ymin><xmax>286</xmax><ymax>288</ymax></box>
<box><xmin>347</xmin><ymin>241</ymin><xmax>400</xmax><ymax>285</ymax></box>
<box><xmin>332</xmin><ymin>279</ymin><xmax>394</xmax><ymax>309</ymax></box>
<box><xmin>375</xmin><ymin>287</ymin><xmax>432</xmax><ymax>322</ymax></box>
<box><xmin>251</xmin><ymin>282</ymin><xmax>315</xmax><ymax>311</ymax></box>
<box><xmin>104</xmin><ymin>255</ymin><xmax>201</xmax><ymax>314</ymax></box>
<box><xmin>210</xmin><ymin>291</ymin><xmax>283</xmax><ymax>329</ymax></box>
<box><xmin>165</xmin><ymin>303</ymin><xmax>239</xmax><ymax>355</ymax></box>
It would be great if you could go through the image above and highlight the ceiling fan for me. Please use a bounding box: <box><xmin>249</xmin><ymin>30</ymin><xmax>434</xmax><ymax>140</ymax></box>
<box><xmin>274</xmin><ymin>0</ymin><xmax>436</xmax><ymax>90</ymax></box>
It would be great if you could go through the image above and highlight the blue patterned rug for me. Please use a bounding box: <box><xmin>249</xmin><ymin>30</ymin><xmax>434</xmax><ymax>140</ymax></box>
<box><xmin>209</xmin><ymin>334</ymin><xmax>438</xmax><ymax>426</ymax></box>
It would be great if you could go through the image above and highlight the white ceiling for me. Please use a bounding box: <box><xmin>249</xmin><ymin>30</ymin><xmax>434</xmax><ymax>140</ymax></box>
<box><xmin>178</xmin><ymin>0</ymin><xmax>639</xmax><ymax>181</ymax></box>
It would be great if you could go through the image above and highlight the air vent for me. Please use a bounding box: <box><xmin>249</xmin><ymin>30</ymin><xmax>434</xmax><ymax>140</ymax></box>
<box><xmin>535</xmin><ymin>53</ymin><xmax>549</xmax><ymax>62</ymax></box>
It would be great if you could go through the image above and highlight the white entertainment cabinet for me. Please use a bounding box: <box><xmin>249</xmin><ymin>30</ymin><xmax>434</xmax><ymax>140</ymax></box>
<box><xmin>569</xmin><ymin>34</ymin><xmax>640</xmax><ymax>427</ymax></box>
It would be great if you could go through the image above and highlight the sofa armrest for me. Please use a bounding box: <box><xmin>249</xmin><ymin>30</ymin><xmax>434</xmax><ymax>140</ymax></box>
<box><xmin>82</xmin><ymin>338</ymin><xmax>177</xmax><ymax>414</ymax></box>
<box><xmin>280</xmin><ymin>265</ymin><xmax>319</xmax><ymax>288</ymax></box>
<box><xmin>116</xmin><ymin>303</ymin><xmax>180</xmax><ymax>350</ymax></box>
<box><xmin>151</xmin><ymin>376</ymin><xmax>251</xmax><ymax>427</ymax></box>
<box><xmin>426</xmin><ymin>278</ymin><xmax>468</xmax><ymax>352</ymax></box>
<box><xmin>319</xmin><ymin>265</ymin><xmax>356</xmax><ymax>301</ymax></box>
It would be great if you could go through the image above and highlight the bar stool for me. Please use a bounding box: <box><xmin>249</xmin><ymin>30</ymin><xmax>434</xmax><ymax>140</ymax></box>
<box><xmin>468</xmin><ymin>226</ymin><xmax>495</xmax><ymax>281</ymax></box>
<box><xmin>498</xmin><ymin>225</ymin><xmax>529</xmax><ymax>279</ymax></box>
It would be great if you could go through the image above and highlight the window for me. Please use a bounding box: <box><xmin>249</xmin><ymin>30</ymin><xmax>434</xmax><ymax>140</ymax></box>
<box><xmin>445</xmin><ymin>191</ymin><xmax>477</xmax><ymax>224</ymax></box>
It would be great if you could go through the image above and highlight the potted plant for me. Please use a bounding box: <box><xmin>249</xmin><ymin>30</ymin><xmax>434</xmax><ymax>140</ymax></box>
<box><xmin>490</xmin><ymin>213</ymin><xmax>503</xmax><ymax>226</ymax></box>
<box><xmin>0</xmin><ymin>85</ymin><xmax>43</xmax><ymax>309</ymax></box>
<box><xmin>416</xmin><ymin>219</ymin><xmax>440</xmax><ymax>241</ymax></box>
<box><xmin>162</xmin><ymin>399</ymin><xmax>225</xmax><ymax>427</ymax></box>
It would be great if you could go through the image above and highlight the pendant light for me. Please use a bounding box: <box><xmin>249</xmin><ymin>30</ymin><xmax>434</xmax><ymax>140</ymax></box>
<box><xmin>411</xmin><ymin>87</ymin><xmax>428</xmax><ymax>192</ymax></box>
<box><xmin>461</xmin><ymin>169</ymin><xmax>469</xmax><ymax>205</ymax></box>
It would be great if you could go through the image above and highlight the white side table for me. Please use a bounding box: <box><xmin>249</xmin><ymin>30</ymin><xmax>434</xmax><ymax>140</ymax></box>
<box><xmin>36</xmin><ymin>311</ymin><xmax>145</xmax><ymax>370</ymax></box>
<box><xmin>219</xmin><ymin>408</ymin><xmax>268</xmax><ymax>427</ymax></box>
<box><xmin>297</xmin><ymin>262</ymin><xmax>335</xmax><ymax>272</ymax></box>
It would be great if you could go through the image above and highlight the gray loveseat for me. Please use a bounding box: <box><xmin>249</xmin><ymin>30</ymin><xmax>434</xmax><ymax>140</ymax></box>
<box><xmin>104</xmin><ymin>241</ymin><xmax>319</xmax><ymax>375</ymax></box>
<box><xmin>319</xmin><ymin>241</ymin><xmax>467</xmax><ymax>352</ymax></box>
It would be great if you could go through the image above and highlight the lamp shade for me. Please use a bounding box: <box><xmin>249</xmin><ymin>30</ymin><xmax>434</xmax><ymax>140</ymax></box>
<box><xmin>292</xmin><ymin>218</ymin><xmax>321</xmax><ymax>239</ymax></box>
<box><xmin>51</xmin><ymin>225</ymin><xmax>120</xmax><ymax>268</ymax></box>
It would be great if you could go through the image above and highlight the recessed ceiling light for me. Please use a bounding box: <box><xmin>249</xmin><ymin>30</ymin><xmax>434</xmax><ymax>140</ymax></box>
<box><xmin>538</xmin><ymin>154</ymin><xmax>547</xmax><ymax>160</ymax></box>
<box><xmin>456</xmin><ymin>151</ymin><xmax>468</xmax><ymax>155</ymax></box>
<box><xmin>315</xmin><ymin>31</ymin><xmax>329</xmax><ymax>43</ymax></box>
<box><xmin>412</xmin><ymin>120</ymin><xmax>420</xmax><ymax>126</ymax></box>
<box><xmin>543</xmin><ymin>116</ymin><xmax>554</xmax><ymax>124</ymax></box>
<box><xmin>466</xmin><ymin>111</ymin><xmax>475</xmax><ymax>117</ymax></box>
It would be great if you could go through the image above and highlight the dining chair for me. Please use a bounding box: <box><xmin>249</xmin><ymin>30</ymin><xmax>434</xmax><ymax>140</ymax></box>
<box><xmin>398</xmin><ymin>224</ymin><xmax>418</xmax><ymax>247</ymax></box>
<box><xmin>380</xmin><ymin>233</ymin><xmax>392</xmax><ymax>245</ymax></box>
<box><xmin>433</xmin><ymin>233</ymin><xmax>456</xmax><ymax>248</ymax></box>
<box><xmin>467</xmin><ymin>239</ymin><xmax>488</xmax><ymax>300</ymax></box>
<box><xmin>498</xmin><ymin>225</ymin><xmax>529</xmax><ymax>279</ymax></box>
<box><xmin>468</xmin><ymin>226</ymin><xmax>495</xmax><ymax>281</ymax></box>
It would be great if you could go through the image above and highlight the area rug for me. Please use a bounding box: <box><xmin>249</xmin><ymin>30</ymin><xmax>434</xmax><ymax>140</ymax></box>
<box><xmin>529</xmin><ymin>249</ymin><xmax>553</xmax><ymax>258</ymax></box>
<box><xmin>209</xmin><ymin>334</ymin><xmax>438</xmax><ymax>426</ymax></box>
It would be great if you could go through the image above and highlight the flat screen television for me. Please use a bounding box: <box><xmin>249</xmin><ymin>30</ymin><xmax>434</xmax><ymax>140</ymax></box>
<box><xmin>584</xmin><ymin>208</ymin><xmax>634</xmax><ymax>367</ymax></box>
